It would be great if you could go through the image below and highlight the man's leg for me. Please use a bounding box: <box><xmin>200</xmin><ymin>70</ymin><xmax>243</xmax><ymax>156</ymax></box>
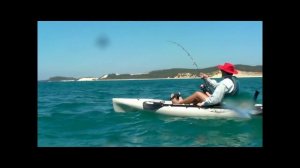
<box><xmin>172</xmin><ymin>91</ymin><xmax>208</xmax><ymax>104</ymax></box>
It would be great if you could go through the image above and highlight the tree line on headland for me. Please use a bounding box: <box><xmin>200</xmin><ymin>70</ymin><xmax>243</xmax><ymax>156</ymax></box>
<box><xmin>46</xmin><ymin>64</ymin><xmax>262</xmax><ymax>81</ymax></box>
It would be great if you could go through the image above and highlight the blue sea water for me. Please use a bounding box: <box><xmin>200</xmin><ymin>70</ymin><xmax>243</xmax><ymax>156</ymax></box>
<box><xmin>38</xmin><ymin>78</ymin><xmax>262</xmax><ymax>147</ymax></box>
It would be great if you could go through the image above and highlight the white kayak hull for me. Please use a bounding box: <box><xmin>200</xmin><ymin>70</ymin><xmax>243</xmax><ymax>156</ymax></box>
<box><xmin>112</xmin><ymin>98</ymin><xmax>257</xmax><ymax>118</ymax></box>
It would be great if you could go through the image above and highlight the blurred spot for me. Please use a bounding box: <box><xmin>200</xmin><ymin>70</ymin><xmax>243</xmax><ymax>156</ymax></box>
<box><xmin>197</xmin><ymin>136</ymin><xmax>206</xmax><ymax>143</ymax></box>
<box><xmin>96</xmin><ymin>35</ymin><xmax>110</xmax><ymax>49</ymax></box>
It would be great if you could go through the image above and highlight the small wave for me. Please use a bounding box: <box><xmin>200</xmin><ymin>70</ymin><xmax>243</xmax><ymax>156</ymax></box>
<box><xmin>38</xmin><ymin>112</ymin><xmax>52</xmax><ymax>118</ymax></box>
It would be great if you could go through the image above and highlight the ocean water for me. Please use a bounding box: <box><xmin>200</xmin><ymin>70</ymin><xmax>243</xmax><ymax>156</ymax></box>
<box><xmin>38</xmin><ymin>78</ymin><xmax>262</xmax><ymax>147</ymax></box>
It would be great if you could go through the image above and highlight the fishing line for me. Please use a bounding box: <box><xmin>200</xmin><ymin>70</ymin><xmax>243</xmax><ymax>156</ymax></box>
<box><xmin>168</xmin><ymin>41</ymin><xmax>199</xmax><ymax>70</ymax></box>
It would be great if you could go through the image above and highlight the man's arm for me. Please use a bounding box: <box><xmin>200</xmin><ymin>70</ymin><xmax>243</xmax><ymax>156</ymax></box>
<box><xmin>204</xmin><ymin>78</ymin><xmax>219</xmax><ymax>88</ymax></box>
<box><xmin>199</xmin><ymin>73</ymin><xmax>219</xmax><ymax>88</ymax></box>
<box><xmin>201</xmin><ymin>84</ymin><xmax>227</xmax><ymax>106</ymax></box>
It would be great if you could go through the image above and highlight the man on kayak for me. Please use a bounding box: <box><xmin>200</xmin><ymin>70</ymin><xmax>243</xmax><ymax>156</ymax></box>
<box><xmin>171</xmin><ymin>62</ymin><xmax>239</xmax><ymax>107</ymax></box>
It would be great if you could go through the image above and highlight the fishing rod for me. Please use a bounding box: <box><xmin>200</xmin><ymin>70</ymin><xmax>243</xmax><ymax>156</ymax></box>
<box><xmin>168</xmin><ymin>41</ymin><xmax>213</xmax><ymax>93</ymax></box>
<box><xmin>167</xmin><ymin>41</ymin><xmax>199</xmax><ymax>70</ymax></box>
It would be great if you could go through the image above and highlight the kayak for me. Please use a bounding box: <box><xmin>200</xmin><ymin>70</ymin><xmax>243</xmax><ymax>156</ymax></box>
<box><xmin>112</xmin><ymin>98</ymin><xmax>262</xmax><ymax>118</ymax></box>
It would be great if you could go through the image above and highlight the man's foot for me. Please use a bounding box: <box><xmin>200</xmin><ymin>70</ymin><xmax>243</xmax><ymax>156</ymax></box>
<box><xmin>170</xmin><ymin>92</ymin><xmax>181</xmax><ymax>100</ymax></box>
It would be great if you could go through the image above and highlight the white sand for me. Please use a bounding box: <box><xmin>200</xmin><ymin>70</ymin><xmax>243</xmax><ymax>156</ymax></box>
<box><xmin>210</xmin><ymin>70</ymin><xmax>262</xmax><ymax>78</ymax></box>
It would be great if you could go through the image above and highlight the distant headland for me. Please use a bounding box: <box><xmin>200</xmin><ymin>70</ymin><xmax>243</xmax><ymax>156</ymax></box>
<box><xmin>43</xmin><ymin>64</ymin><xmax>262</xmax><ymax>82</ymax></box>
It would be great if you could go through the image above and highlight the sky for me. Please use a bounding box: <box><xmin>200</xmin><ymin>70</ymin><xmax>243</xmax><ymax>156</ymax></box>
<box><xmin>38</xmin><ymin>21</ymin><xmax>262</xmax><ymax>80</ymax></box>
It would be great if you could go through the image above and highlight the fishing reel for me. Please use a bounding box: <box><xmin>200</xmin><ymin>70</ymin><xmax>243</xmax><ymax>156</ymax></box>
<box><xmin>200</xmin><ymin>84</ymin><xmax>212</xmax><ymax>94</ymax></box>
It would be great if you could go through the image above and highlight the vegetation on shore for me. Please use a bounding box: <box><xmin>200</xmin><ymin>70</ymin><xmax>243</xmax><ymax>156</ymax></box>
<box><xmin>103</xmin><ymin>64</ymin><xmax>262</xmax><ymax>79</ymax></box>
<box><xmin>45</xmin><ymin>64</ymin><xmax>262</xmax><ymax>81</ymax></box>
<box><xmin>48</xmin><ymin>76</ymin><xmax>77</xmax><ymax>81</ymax></box>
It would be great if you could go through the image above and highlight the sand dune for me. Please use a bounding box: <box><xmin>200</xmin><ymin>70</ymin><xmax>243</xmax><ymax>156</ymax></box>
<box><xmin>210</xmin><ymin>70</ymin><xmax>262</xmax><ymax>78</ymax></box>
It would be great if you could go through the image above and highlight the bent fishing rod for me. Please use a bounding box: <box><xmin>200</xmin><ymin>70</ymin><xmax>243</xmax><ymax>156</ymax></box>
<box><xmin>167</xmin><ymin>41</ymin><xmax>200</xmax><ymax>70</ymax></box>
<box><xmin>168</xmin><ymin>41</ymin><xmax>213</xmax><ymax>93</ymax></box>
